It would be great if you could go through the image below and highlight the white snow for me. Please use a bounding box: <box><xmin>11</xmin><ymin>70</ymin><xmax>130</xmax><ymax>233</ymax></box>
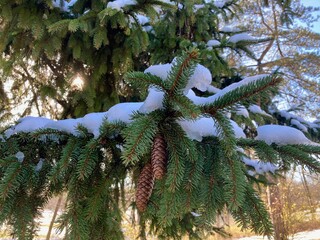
<box><xmin>256</xmin><ymin>125</ymin><xmax>320</xmax><ymax>146</ymax></box>
<box><xmin>239</xmin><ymin>229</ymin><xmax>320</xmax><ymax>240</ymax></box>
<box><xmin>185</xmin><ymin>64</ymin><xmax>212</xmax><ymax>93</ymax></box>
<box><xmin>231</xmin><ymin>120</ymin><xmax>246</xmax><ymax>138</ymax></box>
<box><xmin>178</xmin><ymin>117</ymin><xmax>219</xmax><ymax>141</ymax></box>
<box><xmin>248</xmin><ymin>104</ymin><xmax>272</xmax><ymax>117</ymax></box>
<box><xmin>291</xmin><ymin>119</ymin><xmax>308</xmax><ymax>132</ymax></box>
<box><xmin>106</xmin><ymin>102</ymin><xmax>143</xmax><ymax>123</ymax></box>
<box><xmin>107</xmin><ymin>0</ymin><xmax>137</xmax><ymax>11</ymax></box>
<box><xmin>141</xmin><ymin>61</ymin><xmax>213</xmax><ymax>113</ymax></box>
<box><xmin>144</xmin><ymin>63</ymin><xmax>172</xmax><ymax>80</ymax></box>
<box><xmin>213</xmin><ymin>0</ymin><xmax>228</xmax><ymax>8</ymax></box>
<box><xmin>5</xmin><ymin>117</ymin><xmax>54</xmax><ymax>137</ymax></box>
<box><xmin>52</xmin><ymin>0</ymin><xmax>77</xmax><ymax>11</ymax></box>
<box><xmin>221</xmin><ymin>26</ymin><xmax>241</xmax><ymax>32</ymax></box>
<box><xmin>144</xmin><ymin>62</ymin><xmax>212</xmax><ymax>93</ymax></box>
<box><xmin>228</xmin><ymin>33</ymin><xmax>255</xmax><ymax>43</ymax></box>
<box><xmin>194</xmin><ymin>74</ymin><xmax>269</xmax><ymax>105</ymax></box>
<box><xmin>35</xmin><ymin>158</ymin><xmax>44</xmax><ymax>172</ymax></box>
<box><xmin>235</xmin><ymin>105</ymin><xmax>249</xmax><ymax>118</ymax></box>
<box><xmin>208</xmin><ymin>74</ymin><xmax>268</xmax><ymax>103</ymax></box>
<box><xmin>276</xmin><ymin>110</ymin><xmax>319</xmax><ymax>131</ymax></box>
<box><xmin>177</xmin><ymin>117</ymin><xmax>245</xmax><ymax>141</ymax></box>
<box><xmin>15</xmin><ymin>152</ymin><xmax>25</xmax><ymax>163</ymax></box>
<box><xmin>207</xmin><ymin>39</ymin><xmax>220</xmax><ymax>47</ymax></box>
<box><xmin>44</xmin><ymin>118</ymin><xmax>82</xmax><ymax>135</ymax></box>
<box><xmin>242</xmin><ymin>157</ymin><xmax>278</xmax><ymax>174</ymax></box>
<box><xmin>139</xmin><ymin>87</ymin><xmax>164</xmax><ymax>113</ymax></box>
<box><xmin>5</xmin><ymin>102</ymin><xmax>142</xmax><ymax>139</ymax></box>
<box><xmin>136</xmin><ymin>14</ymin><xmax>149</xmax><ymax>25</ymax></box>
<box><xmin>145</xmin><ymin>61</ymin><xmax>213</xmax><ymax>93</ymax></box>
<box><xmin>191</xmin><ymin>211</ymin><xmax>202</xmax><ymax>217</ymax></box>
<box><xmin>207</xmin><ymin>85</ymin><xmax>221</xmax><ymax>93</ymax></box>
<box><xmin>82</xmin><ymin>112</ymin><xmax>108</xmax><ymax>138</ymax></box>
<box><xmin>193</xmin><ymin>4</ymin><xmax>205</xmax><ymax>11</ymax></box>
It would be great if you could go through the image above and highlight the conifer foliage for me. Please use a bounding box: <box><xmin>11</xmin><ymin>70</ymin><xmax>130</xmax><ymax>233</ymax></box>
<box><xmin>1</xmin><ymin>49</ymin><xmax>319</xmax><ymax>239</ymax></box>
<box><xmin>0</xmin><ymin>0</ymin><xmax>320</xmax><ymax>239</ymax></box>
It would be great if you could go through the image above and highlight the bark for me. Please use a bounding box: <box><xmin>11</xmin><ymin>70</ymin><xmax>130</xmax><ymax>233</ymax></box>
<box><xmin>46</xmin><ymin>195</ymin><xmax>63</xmax><ymax>240</ymax></box>
<box><xmin>267</xmin><ymin>181</ymin><xmax>288</xmax><ymax>240</ymax></box>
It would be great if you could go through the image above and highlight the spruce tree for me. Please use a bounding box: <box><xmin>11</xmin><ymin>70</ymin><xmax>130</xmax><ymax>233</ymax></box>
<box><xmin>1</xmin><ymin>48</ymin><xmax>320</xmax><ymax>239</ymax></box>
<box><xmin>0</xmin><ymin>0</ymin><xmax>320</xmax><ymax>239</ymax></box>
<box><xmin>0</xmin><ymin>0</ymin><xmax>170</xmax><ymax>118</ymax></box>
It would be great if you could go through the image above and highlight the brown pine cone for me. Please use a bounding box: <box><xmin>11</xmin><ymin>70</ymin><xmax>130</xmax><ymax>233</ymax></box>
<box><xmin>136</xmin><ymin>163</ymin><xmax>154</xmax><ymax>212</ymax></box>
<box><xmin>151</xmin><ymin>134</ymin><xmax>167</xmax><ymax>180</ymax></box>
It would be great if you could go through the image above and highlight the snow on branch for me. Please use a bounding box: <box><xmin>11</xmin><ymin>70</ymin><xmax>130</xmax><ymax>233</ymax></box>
<box><xmin>3</xmin><ymin>58</ymin><xmax>319</xmax><ymax>148</ymax></box>
<box><xmin>256</xmin><ymin>125</ymin><xmax>320</xmax><ymax>146</ymax></box>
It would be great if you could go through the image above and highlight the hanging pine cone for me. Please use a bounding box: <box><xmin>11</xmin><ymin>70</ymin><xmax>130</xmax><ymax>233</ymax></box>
<box><xmin>136</xmin><ymin>163</ymin><xmax>154</xmax><ymax>212</ymax></box>
<box><xmin>151</xmin><ymin>134</ymin><xmax>167</xmax><ymax>180</ymax></box>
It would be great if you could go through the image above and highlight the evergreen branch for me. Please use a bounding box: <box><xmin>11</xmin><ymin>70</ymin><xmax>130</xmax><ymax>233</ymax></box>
<box><xmin>85</xmin><ymin>178</ymin><xmax>110</xmax><ymax>221</ymax></box>
<box><xmin>124</xmin><ymin>71</ymin><xmax>167</xmax><ymax>91</ymax></box>
<box><xmin>213</xmin><ymin>112</ymin><xmax>246</xmax><ymax>210</ymax></box>
<box><xmin>167</xmin><ymin>94</ymin><xmax>201</xmax><ymax>119</ymax></box>
<box><xmin>99</xmin><ymin>120</ymin><xmax>126</xmax><ymax>140</ymax></box>
<box><xmin>277</xmin><ymin>145</ymin><xmax>320</xmax><ymax>172</ymax></box>
<box><xmin>162</xmin><ymin>121</ymin><xmax>188</xmax><ymax>191</ymax></box>
<box><xmin>233</xmin><ymin>185</ymin><xmax>273</xmax><ymax>236</ymax></box>
<box><xmin>294</xmin><ymin>144</ymin><xmax>320</xmax><ymax>155</ymax></box>
<box><xmin>245</xmin><ymin>188</ymin><xmax>273</xmax><ymax>236</ymax></box>
<box><xmin>48</xmin><ymin>19</ymin><xmax>70</xmax><ymax>34</ymax></box>
<box><xmin>167</xmin><ymin>49</ymin><xmax>199</xmax><ymax>95</ymax></box>
<box><xmin>76</xmin><ymin>139</ymin><xmax>99</xmax><ymax>180</ymax></box>
<box><xmin>122</xmin><ymin>113</ymin><xmax>159</xmax><ymax>165</ymax></box>
<box><xmin>0</xmin><ymin>161</ymin><xmax>22</xmax><ymax>199</ymax></box>
<box><xmin>48</xmin><ymin>138</ymin><xmax>77</xmax><ymax>184</ymax></box>
<box><xmin>202</xmin><ymin>74</ymin><xmax>281</xmax><ymax>115</ymax></box>
<box><xmin>237</xmin><ymin>138</ymin><xmax>279</xmax><ymax>163</ymax></box>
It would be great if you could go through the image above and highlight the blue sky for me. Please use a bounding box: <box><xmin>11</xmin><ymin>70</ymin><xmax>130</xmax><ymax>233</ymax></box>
<box><xmin>302</xmin><ymin>0</ymin><xmax>320</xmax><ymax>32</ymax></box>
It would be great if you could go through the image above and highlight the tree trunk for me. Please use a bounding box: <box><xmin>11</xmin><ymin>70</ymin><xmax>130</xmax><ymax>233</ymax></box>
<box><xmin>46</xmin><ymin>195</ymin><xmax>63</xmax><ymax>240</ymax></box>
<box><xmin>267</xmin><ymin>181</ymin><xmax>288</xmax><ymax>240</ymax></box>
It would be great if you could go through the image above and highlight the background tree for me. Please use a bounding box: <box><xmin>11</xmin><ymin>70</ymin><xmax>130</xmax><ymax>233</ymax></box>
<box><xmin>236</xmin><ymin>0</ymin><xmax>320</xmax><ymax>118</ymax></box>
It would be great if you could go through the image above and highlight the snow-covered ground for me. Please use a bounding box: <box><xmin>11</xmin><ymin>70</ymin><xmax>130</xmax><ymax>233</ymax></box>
<box><xmin>239</xmin><ymin>229</ymin><xmax>320</xmax><ymax>240</ymax></box>
<box><xmin>1</xmin><ymin>210</ymin><xmax>320</xmax><ymax>239</ymax></box>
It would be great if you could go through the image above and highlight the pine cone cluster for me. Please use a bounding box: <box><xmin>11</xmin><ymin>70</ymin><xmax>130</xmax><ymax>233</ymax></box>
<box><xmin>136</xmin><ymin>134</ymin><xmax>167</xmax><ymax>212</ymax></box>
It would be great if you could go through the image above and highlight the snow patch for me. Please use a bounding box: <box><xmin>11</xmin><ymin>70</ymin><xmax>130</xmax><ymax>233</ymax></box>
<box><xmin>178</xmin><ymin>117</ymin><xmax>245</xmax><ymax>141</ymax></box>
<box><xmin>242</xmin><ymin>157</ymin><xmax>278</xmax><ymax>174</ymax></box>
<box><xmin>44</xmin><ymin>118</ymin><xmax>82</xmax><ymax>135</ymax></box>
<box><xmin>198</xmin><ymin>74</ymin><xmax>269</xmax><ymax>105</ymax></box>
<box><xmin>256</xmin><ymin>125</ymin><xmax>319</xmax><ymax>146</ymax></box>
<box><xmin>52</xmin><ymin>0</ymin><xmax>77</xmax><ymax>11</ymax></box>
<box><xmin>107</xmin><ymin>102</ymin><xmax>143</xmax><ymax>123</ymax></box>
<box><xmin>15</xmin><ymin>152</ymin><xmax>25</xmax><ymax>163</ymax></box>
<box><xmin>35</xmin><ymin>158</ymin><xmax>44</xmax><ymax>172</ymax></box>
<box><xmin>228</xmin><ymin>33</ymin><xmax>255</xmax><ymax>43</ymax></box>
<box><xmin>213</xmin><ymin>0</ymin><xmax>229</xmax><ymax>8</ymax></box>
<box><xmin>207</xmin><ymin>39</ymin><xmax>220</xmax><ymax>47</ymax></box>
<box><xmin>248</xmin><ymin>104</ymin><xmax>272</xmax><ymax>117</ymax></box>
<box><xmin>5</xmin><ymin>117</ymin><xmax>54</xmax><ymax>137</ymax></box>
<box><xmin>235</xmin><ymin>105</ymin><xmax>249</xmax><ymax>118</ymax></box>
<box><xmin>107</xmin><ymin>0</ymin><xmax>137</xmax><ymax>11</ymax></box>
<box><xmin>136</xmin><ymin>14</ymin><xmax>149</xmax><ymax>25</ymax></box>
<box><xmin>221</xmin><ymin>26</ymin><xmax>241</xmax><ymax>32</ymax></box>
<box><xmin>191</xmin><ymin>211</ymin><xmax>202</xmax><ymax>217</ymax></box>
<box><xmin>291</xmin><ymin>119</ymin><xmax>308</xmax><ymax>132</ymax></box>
